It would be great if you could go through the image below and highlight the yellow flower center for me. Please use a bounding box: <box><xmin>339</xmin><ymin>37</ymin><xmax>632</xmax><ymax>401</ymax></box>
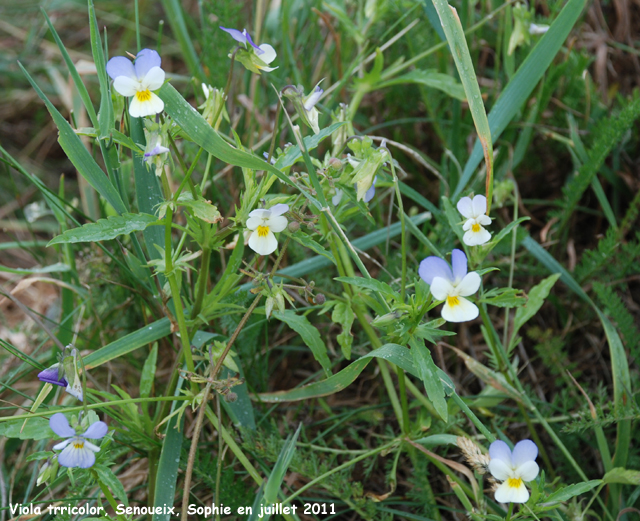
<box><xmin>507</xmin><ymin>477</ymin><xmax>523</xmax><ymax>488</ymax></box>
<box><xmin>73</xmin><ymin>441</ymin><xmax>85</xmax><ymax>449</ymax></box>
<box><xmin>447</xmin><ymin>296</ymin><xmax>460</xmax><ymax>307</ymax></box>
<box><xmin>257</xmin><ymin>225</ymin><xmax>270</xmax><ymax>238</ymax></box>
<box><xmin>136</xmin><ymin>89</ymin><xmax>152</xmax><ymax>102</ymax></box>
<box><xmin>472</xmin><ymin>223</ymin><xmax>481</xmax><ymax>233</ymax></box>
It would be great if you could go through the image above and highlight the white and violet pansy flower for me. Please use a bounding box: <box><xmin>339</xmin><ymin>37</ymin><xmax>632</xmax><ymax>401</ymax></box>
<box><xmin>457</xmin><ymin>194</ymin><xmax>492</xmax><ymax>246</ymax></box>
<box><xmin>418</xmin><ymin>249</ymin><xmax>481</xmax><ymax>322</ymax></box>
<box><xmin>50</xmin><ymin>413</ymin><xmax>108</xmax><ymax>468</ymax></box>
<box><xmin>106</xmin><ymin>49</ymin><xmax>165</xmax><ymax>118</ymax></box>
<box><xmin>246</xmin><ymin>204</ymin><xmax>289</xmax><ymax>256</ymax></box>
<box><xmin>489</xmin><ymin>439</ymin><xmax>540</xmax><ymax>504</ymax></box>
<box><xmin>220</xmin><ymin>27</ymin><xmax>277</xmax><ymax>72</ymax></box>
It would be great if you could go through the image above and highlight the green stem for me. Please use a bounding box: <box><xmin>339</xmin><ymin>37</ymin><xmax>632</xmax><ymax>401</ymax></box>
<box><xmin>95</xmin><ymin>473</ymin><xmax>127</xmax><ymax>521</ymax></box>
<box><xmin>505</xmin><ymin>502</ymin><xmax>514</xmax><ymax>521</ymax></box>
<box><xmin>450</xmin><ymin>392</ymin><xmax>495</xmax><ymax>442</ymax></box>
<box><xmin>396</xmin><ymin>367</ymin><xmax>410</xmax><ymax>434</ymax></box>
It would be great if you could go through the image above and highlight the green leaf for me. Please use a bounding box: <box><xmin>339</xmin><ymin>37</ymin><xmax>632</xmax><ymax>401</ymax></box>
<box><xmin>332</xmin><ymin>301</ymin><xmax>355</xmax><ymax>360</ymax></box>
<box><xmin>410</xmin><ymin>337</ymin><xmax>448</xmax><ymax>421</ymax></box>
<box><xmin>0</xmin><ymin>417</ymin><xmax>53</xmax><ymax>440</ymax></box>
<box><xmin>335</xmin><ymin>276</ymin><xmax>397</xmax><ymax>299</ymax></box>
<box><xmin>48</xmin><ymin>213</ymin><xmax>158</xmax><ymax>245</ymax></box>
<box><xmin>511</xmin><ymin>274</ymin><xmax>561</xmax><ymax>342</ymax></box>
<box><xmin>482</xmin><ymin>217</ymin><xmax>530</xmax><ymax>256</ymax></box>
<box><xmin>175</xmin><ymin>192</ymin><xmax>222</xmax><ymax>223</ymax></box>
<box><xmin>273</xmin><ymin>310</ymin><xmax>331</xmax><ymax>377</ymax></box>
<box><xmin>377</xmin><ymin>69</ymin><xmax>466</xmax><ymax>100</ymax></box>
<box><xmin>287</xmin><ymin>232</ymin><xmax>335</xmax><ymax>263</ymax></box>
<box><xmin>274</xmin><ymin>122</ymin><xmax>346</xmax><ymax>170</ymax></box>
<box><xmin>0</xmin><ymin>263</ymin><xmax>70</xmax><ymax>275</ymax></box>
<box><xmin>93</xmin><ymin>464</ymin><xmax>129</xmax><ymax>507</ymax></box>
<box><xmin>264</xmin><ymin>424</ymin><xmax>302</xmax><ymax>504</ymax></box>
<box><xmin>603</xmin><ymin>468</ymin><xmax>640</xmax><ymax>485</ymax></box>
<box><xmin>140</xmin><ymin>343</ymin><xmax>158</xmax><ymax>399</ymax></box>
<box><xmin>85</xmin><ymin>318</ymin><xmax>171</xmax><ymax>368</ymax></box>
<box><xmin>18</xmin><ymin>63</ymin><xmax>127</xmax><ymax>214</ymax></box>
<box><xmin>454</xmin><ymin>0</ymin><xmax>586</xmax><ymax>197</ymax></box>
<box><xmin>480</xmin><ymin>287</ymin><xmax>527</xmax><ymax>308</ymax></box>
<box><xmin>543</xmin><ymin>480</ymin><xmax>602</xmax><ymax>504</ymax></box>
<box><xmin>258</xmin><ymin>343</ymin><xmax>454</xmax><ymax>402</ymax></box>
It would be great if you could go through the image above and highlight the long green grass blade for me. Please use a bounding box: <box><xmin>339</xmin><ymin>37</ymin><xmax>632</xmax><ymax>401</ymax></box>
<box><xmin>454</xmin><ymin>0</ymin><xmax>586</xmax><ymax>197</ymax></box>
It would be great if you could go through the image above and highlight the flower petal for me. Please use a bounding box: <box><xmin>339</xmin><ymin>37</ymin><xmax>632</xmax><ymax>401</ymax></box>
<box><xmin>456</xmin><ymin>272</ymin><xmax>481</xmax><ymax>297</ymax></box>
<box><xmin>472</xmin><ymin>194</ymin><xmax>487</xmax><ymax>216</ymax></box>
<box><xmin>38</xmin><ymin>366</ymin><xmax>67</xmax><ymax>387</ymax></box>
<box><xmin>53</xmin><ymin>439</ymin><xmax>72</xmax><ymax>450</ymax></box>
<box><xmin>220</xmin><ymin>27</ymin><xmax>247</xmax><ymax>45</ymax></box>
<box><xmin>430</xmin><ymin>276</ymin><xmax>454</xmax><ymax>301</ymax></box>
<box><xmin>65</xmin><ymin>380</ymin><xmax>83</xmax><ymax>402</ymax></box>
<box><xmin>495</xmin><ymin>480</ymin><xmax>530</xmax><ymax>504</ymax></box>
<box><xmin>248</xmin><ymin>230</ymin><xmax>278</xmax><ymax>256</ymax></box>
<box><xmin>257</xmin><ymin>44</ymin><xmax>277</xmax><ymax>65</ymax></box>
<box><xmin>463</xmin><ymin>227</ymin><xmax>491</xmax><ymax>246</ymax></box>
<box><xmin>418</xmin><ymin>256</ymin><xmax>453</xmax><ymax>285</ymax></box>
<box><xmin>451</xmin><ymin>249</ymin><xmax>468</xmax><ymax>284</ymax></box>
<box><xmin>141</xmin><ymin>66</ymin><xmax>165</xmax><ymax>91</ymax></box>
<box><xmin>49</xmin><ymin>412</ymin><xmax>75</xmax><ymax>437</ymax></box>
<box><xmin>82</xmin><ymin>420</ymin><xmax>108</xmax><ymax>439</ymax></box>
<box><xmin>332</xmin><ymin>189</ymin><xmax>343</xmax><ymax>206</ymax></box>
<box><xmin>364</xmin><ymin>181</ymin><xmax>376</xmax><ymax>203</ymax></box>
<box><xmin>248</xmin><ymin>208</ymin><xmax>270</xmax><ymax>219</ymax></box>
<box><xmin>84</xmin><ymin>441</ymin><xmax>102</xmax><ymax>452</ymax></box>
<box><xmin>57</xmin><ymin>441</ymin><xmax>96</xmax><ymax>468</ymax></box>
<box><xmin>246</xmin><ymin>215</ymin><xmax>263</xmax><ymax>230</ymax></box>
<box><xmin>268</xmin><ymin>215</ymin><xmax>288</xmax><ymax>233</ymax></box>
<box><xmin>303</xmin><ymin>86</ymin><xmax>323</xmax><ymax>111</ymax></box>
<box><xmin>477</xmin><ymin>214</ymin><xmax>492</xmax><ymax>226</ymax></box>
<box><xmin>489</xmin><ymin>440</ymin><xmax>513</xmax><ymax>466</ymax></box>
<box><xmin>129</xmin><ymin>92</ymin><xmax>164</xmax><ymax>118</ymax></box>
<box><xmin>268</xmin><ymin>203</ymin><xmax>289</xmax><ymax>217</ymax></box>
<box><xmin>512</xmin><ymin>439</ymin><xmax>538</xmax><ymax>467</ymax></box>
<box><xmin>441</xmin><ymin>296</ymin><xmax>478</xmax><ymax>322</ymax></box>
<box><xmin>488</xmin><ymin>458</ymin><xmax>512</xmax><ymax>481</ymax></box>
<box><xmin>106</xmin><ymin>56</ymin><xmax>135</xmax><ymax>81</ymax></box>
<box><xmin>135</xmin><ymin>49</ymin><xmax>161</xmax><ymax>79</ymax></box>
<box><xmin>456</xmin><ymin>196</ymin><xmax>474</xmax><ymax>218</ymax></box>
<box><xmin>515</xmin><ymin>460</ymin><xmax>540</xmax><ymax>482</ymax></box>
<box><xmin>245</xmin><ymin>31</ymin><xmax>261</xmax><ymax>52</ymax></box>
<box><xmin>113</xmin><ymin>75</ymin><xmax>140</xmax><ymax>97</ymax></box>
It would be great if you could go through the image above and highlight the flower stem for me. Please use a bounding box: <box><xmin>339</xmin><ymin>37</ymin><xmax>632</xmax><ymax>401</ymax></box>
<box><xmin>505</xmin><ymin>502</ymin><xmax>514</xmax><ymax>521</ymax></box>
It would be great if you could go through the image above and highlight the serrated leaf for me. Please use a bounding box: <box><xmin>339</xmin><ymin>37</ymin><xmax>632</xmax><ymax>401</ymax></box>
<box><xmin>273</xmin><ymin>310</ymin><xmax>331</xmax><ymax>376</ymax></box>
<box><xmin>480</xmin><ymin>287</ymin><xmax>527</xmax><ymax>308</ymax></box>
<box><xmin>177</xmin><ymin>192</ymin><xmax>222</xmax><ymax>223</ymax></box>
<box><xmin>542</xmin><ymin>480</ymin><xmax>602</xmax><ymax>504</ymax></box>
<box><xmin>332</xmin><ymin>301</ymin><xmax>355</xmax><ymax>360</ymax></box>
<box><xmin>48</xmin><ymin>213</ymin><xmax>158</xmax><ymax>245</ymax></box>
<box><xmin>287</xmin><ymin>232</ymin><xmax>335</xmax><ymax>263</ymax></box>
<box><xmin>410</xmin><ymin>337</ymin><xmax>448</xmax><ymax>421</ymax></box>
<box><xmin>335</xmin><ymin>276</ymin><xmax>397</xmax><ymax>299</ymax></box>
<box><xmin>377</xmin><ymin>69</ymin><xmax>466</xmax><ymax>100</ymax></box>
<box><xmin>603</xmin><ymin>468</ymin><xmax>640</xmax><ymax>485</ymax></box>
<box><xmin>93</xmin><ymin>464</ymin><xmax>129</xmax><ymax>507</ymax></box>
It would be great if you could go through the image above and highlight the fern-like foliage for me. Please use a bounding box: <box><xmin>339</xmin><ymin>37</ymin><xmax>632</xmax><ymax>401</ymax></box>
<box><xmin>574</xmin><ymin>227</ymin><xmax>619</xmax><ymax>283</ymax></box>
<box><xmin>593</xmin><ymin>282</ymin><xmax>640</xmax><ymax>362</ymax></box>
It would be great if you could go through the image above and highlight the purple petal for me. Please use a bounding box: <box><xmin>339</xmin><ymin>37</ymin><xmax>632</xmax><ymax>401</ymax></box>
<box><xmin>244</xmin><ymin>30</ymin><xmax>263</xmax><ymax>53</ymax></box>
<box><xmin>135</xmin><ymin>49</ymin><xmax>162</xmax><ymax>79</ymax></box>
<box><xmin>82</xmin><ymin>420</ymin><xmax>108</xmax><ymax>439</ymax></box>
<box><xmin>269</xmin><ymin>203</ymin><xmax>289</xmax><ymax>217</ymax></box>
<box><xmin>451</xmin><ymin>249</ymin><xmax>468</xmax><ymax>284</ymax></box>
<box><xmin>418</xmin><ymin>256</ymin><xmax>453</xmax><ymax>285</ymax></box>
<box><xmin>38</xmin><ymin>366</ymin><xmax>67</xmax><ymax>387</ymax></box>
<box><xmin>489</xmin><ymin>440</ymin><xmax>513</xmax><ymax>466</ymax></box>
<box><xmin>220</xmin><ymin>27</ymin><xmax>247</xmax><ymax>45</ymax></box>
<box><xmin>363</xmin><ymin>181</ymin><xmax>376</xmax><ymax>203</ymax></box>
<box><xmin>106</xmin><ymin>56</ymin><xmax>136</xmax><ymax>81</ymax></box>
<box><xmin>49</xmin><ymin>413</ymin><xmax>75</xmax><ymax>438</ymax></box>
<box><xmin>512</xmin><ymin>439</ymin><xmax>538</xmax><ymax>467</ymax></box>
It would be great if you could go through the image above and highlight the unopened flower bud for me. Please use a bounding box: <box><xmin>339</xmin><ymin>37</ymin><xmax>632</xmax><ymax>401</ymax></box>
<box><xmin>328</xmin><ymin>157</ymin><xmax>343</xmax><ymax>171</ymax></box>
<box><xmin>288</xmin><ymin>221</ymin><xmax>300</xmax><ymax>233</ymax></box>
<box><xmin>314</xmin><ymin>294</ymin><xmax>326</xmax><ymax>305</ymax></box>
<box><xmin>224</xmin><ymin>392</ymin><xmax>238</xmax><ymax>403</ymax></box>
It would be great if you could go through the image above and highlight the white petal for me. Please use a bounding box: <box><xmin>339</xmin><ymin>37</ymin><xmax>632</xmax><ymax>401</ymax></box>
<box><xmin>332</xmin><ymin>189</ymin><xmax>343</xmax><ymax>206</ymax></box>
<box><xmin>456</xmin><ymin>196</ymin><xmax>474</xmax><ymax>218</ymax></box>
<box><xmin>84</xmin><ymin>441</ymin><xmax>101</xmax><ymax>452</ymax></box>
<box><xmin>268</xmin><ymin>203</ymin><xmax>289</xmax><ymax>217</ymax></box>
<box><xmin>113</xmin><ymin>76</ymin><xmax>140</xmax><ymax>97</ymax></box>
<box><xmin>53</xmin><ymin>439</ymin><xmax>72</xmax><ymax>450</ymax></box>
<box><xmin>248</xmin><ymin>230</ymin><xmax>278</xmax><ymax>256</ymax></box>
<box><xmin>515</xmin><ymin>461</ymin><xmax>539</xmax><ymax>482</ymax></box>
<box><xmin>463</xmin><ymin>227</ymin><xmax>491</xmax><ymax>246</ymax></box>
<box><xmin>477</xmin><ymin>214</ymin><xmax>492</xmax><ymax>226</ymax></box>
<box><xmin>495</xmin><ymin>480</ymin><xmax>529</xmax><ymax>504</ymax></box>
<box><xmin>456</xmin><ymin>272</ymin><xmax>481</xmax><ymax>296</ymax></box>
<box><xmin>268</xmin><ymin>215</ymin><xmax>288</xmax><ymax>233</ymax></box>
<box><xmin>141</xmin><ymin>66</ymin><xmax>165</xmax><ymax>91</ymax></box>
<box><xmin>472</xmin><ymin>195</ymin><xmax>487</xmax><ymax>216</ymax></box>
<box><xmin>258</xmin><ymin>44</ymin><xmax>277</xmax><ymax>64</ymax></box>
<box><xmin>430</xmin><ymin>276</ymin><xmax>454</xmax><ymax>301</ymax></box>
<box><xmin>129</xmin><ymin>93</ymin><xmax>164</xmax><ymax>118</ymax></box>
<box><xmin>246</xmin><ymin>215</ymin><xmax>264</xmax><ymax>230</ymax></box>
<box><xmin>57</xmin><ymin>442</ymin><xmax>96</xmax><ymax>468</ymax></box>
<box><xmin>462</xmin><ymin>219</ymin><xmax>474</xmax><ymax>231</ymax></box>
<box><xmin>248</xmin><ymin>209</ymin><xmax>270</xmax><ymax>219</ymax></box>
<box><xmin>441</xmin><ymin>296</ymin><xmax>478</xmax><ymax>322</ymax></box>
<box><xmin>488</xmin><ymin>458</ymin><xmax>512</xmax><ymax>481</ymax></box>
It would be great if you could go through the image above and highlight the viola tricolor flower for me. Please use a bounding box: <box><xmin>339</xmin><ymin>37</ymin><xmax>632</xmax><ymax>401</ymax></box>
<box><xmin>419</xmin><ymin>249</ymin><xmax>481</xmax><ymax>322</ymax></box>
<box><xmin>220</xmin><ymin>27</ymin><xmax>277</xmax><ymax>72</ymax></box>
<box><xmin>106</xmin><ymin>49</ymin><xmax>165</xmax><ymax>118</ymax></box>
<box><xmin>246</xmin><ymin>204</ymin><xmax>289</xmax><ymax>256</ymax></box>
<box><xmin>50</xmin><ymin>413</ymin><xmax>108</xmax><ymax>468</ymax></box>
<box><xmin>38</xmin><ymin>364</ymin><xmax>67</xmax><ymax>387</ymax></box>
<box><xmin>489</xmin><ymin>439</ymin><xmax>539</xmax><ymax>503</ymax></box>
<box><xmin>457</xmin><ymin>194</ymin><xmax>492</xmax><ymax>246</ymax></box>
